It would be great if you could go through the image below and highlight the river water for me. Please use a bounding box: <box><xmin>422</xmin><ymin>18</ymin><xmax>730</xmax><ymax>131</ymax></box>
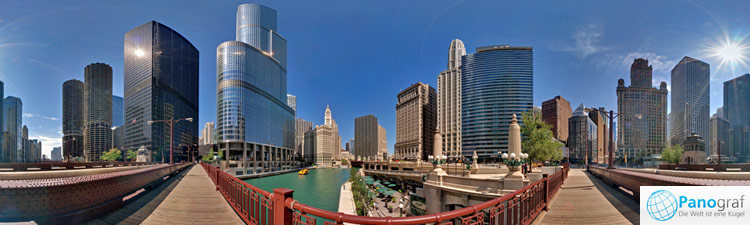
<box><xmin>243</xmin><ymin>168</ymin><xmax>351</xmax><ymax>213</ymax></box>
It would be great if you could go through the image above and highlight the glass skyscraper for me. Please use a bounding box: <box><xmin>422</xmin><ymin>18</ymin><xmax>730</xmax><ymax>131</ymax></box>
<box><xmin>724</xmin><ymin>73</ymin><xmax>750</xmax><ymax>162</ymax></box>
<box><xmin>216</xmin><ymin>4</ymin><xmax>295</xmax><ymax>174</ymax></box>
<box><xmin>4</xmin><ymin>96</ymin><xmax>22</xmax><ymax>162</ymax></box>
<box><xmin>568</xmin><ymin>104</ymin><xmax>598</xmax><ymax>164</ymax></box>
<box><xmin>112</xmin><ymin>95</ymin><xmax>124</xmax><ymax>127</ymax></box>
<box><xmin>461</xmin><ymin>45</ymin><xmax>533</xmax><ymax>161</ymax></box>
<box><xmin>63</xmin><ymin>79</ymin><xmax>84</xmax><ymax>160</ymax></box>
<box><xmin>669</xmin><ymin>56</ymin><xmax>710</xmax><ymax>151</ymax></box>
<box><xmin>124</xmin><ymin>21</ymin><xmax>199</xmax><ymax>163</ymax></box>
<box><xmin>0</xmin><ymin>81</ymin><xmax>4</xmax><ymax>162</ymax></box>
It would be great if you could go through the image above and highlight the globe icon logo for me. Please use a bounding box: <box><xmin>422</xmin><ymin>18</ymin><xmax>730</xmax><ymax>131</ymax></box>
<box><xmin>646</xmin><ymin>190</ymin><xmax>678</xmax><ymax>221</ymax></box>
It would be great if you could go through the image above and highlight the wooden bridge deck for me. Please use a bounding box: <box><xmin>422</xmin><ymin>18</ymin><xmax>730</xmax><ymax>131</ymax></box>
<box><xmin>535</xmin><ymin>169</ymin><xmax>639</xmax><ymax>225</ymax></box>
<box><xmin>89</xmin><ymin>165</ymin><xmax>243</xmax><ymax>225</ymax></box>
<box><xmin>140</xmin><ymin>165</ymin><xmax>243</xmax><ymax>225</ymax></box>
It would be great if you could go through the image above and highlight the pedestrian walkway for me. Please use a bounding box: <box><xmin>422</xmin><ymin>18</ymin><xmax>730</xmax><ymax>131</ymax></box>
<box><xmin>140</xmin><ymin>165</ymin><xmax>243</xmax><ymax>225</ymax></box>
<box><xmin>338</xmin><ymin>181</ymin><xmax>356</xmax><ymax>215</ymax></box>
<box><xmin>536</xmin><ymin>169</ymin><xmax>639</xmax><ymax>225</ymax></box>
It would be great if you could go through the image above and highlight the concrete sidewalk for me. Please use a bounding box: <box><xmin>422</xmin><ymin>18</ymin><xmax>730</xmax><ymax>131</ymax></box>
<box><xmin>338</xmin><ymin>181</ymin><xmax>356</xmax><ymax>214</ymax></box>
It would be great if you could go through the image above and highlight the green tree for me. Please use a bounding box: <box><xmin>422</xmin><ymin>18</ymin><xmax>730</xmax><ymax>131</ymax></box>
<box><xmin>661</xmin><ymin>144</ymin><xmax>684</xmax><ymax>164</ymax></box>
<box><xmin>349</xmin><ymin>168</ymin><xmax>372</xmax><ymax>216</ymax></box>
<box><xmin>202</xmin><ymin>147</ymin><xmax>216</xmax><ymax>161</ymax></box>
<box><xmin>126</xmin><ymin>150</ymin><xmax>137</xmax><ymax>162</ymax></box>
<box><xmin>102</xmin><ymin>148</ymin><xmax>122</xmax><ymax>162</ymax></box>
<box><xmin>521</xmin><ymin>111</ymin><xmax>564</xmax><ymax>162</ymax></box>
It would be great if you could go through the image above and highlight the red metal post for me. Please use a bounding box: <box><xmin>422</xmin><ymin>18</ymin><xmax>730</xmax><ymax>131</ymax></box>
<box><xmin>543</xmin><ymin>174</ymin><xmax>549</xmax><ymax>211</ymax></box>
<box><xmin>718</xmin><ymin>142</ymin><xmax>721</xmax><ymax>171</ymax></box>
<box><xmin>170</xmin><ymin>119</ymin><xmax>174</xmax><ymax>164</ymax></box>
<box><xmin>272</xmin><ymin>188</ymin><xmax>294</xmax><ymax>225</ymax></box>
<box><xmin>608</xmin><ymin>110</ymin><xmax>615</xmax><ymax>169</ymax></box>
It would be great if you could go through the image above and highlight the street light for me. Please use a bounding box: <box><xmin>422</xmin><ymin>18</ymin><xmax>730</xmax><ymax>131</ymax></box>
<box><xmin>63</xmin><ymin>136</ymin><xmax>76</xmax><ymax>163</ymax></box>
<box><xmin>600</xmin><ymin>109</ymin><xmax>641</xmax><ymax>169</ymax></box>
<box><xmin>717</xmin><ymin>141</ymin><xmax>724</xmax><ymax>171</ymax></box>
<box><xmin>147</xmin><ymin>117</ymin><xmax>194</xmax><ymax>164</ymax></box>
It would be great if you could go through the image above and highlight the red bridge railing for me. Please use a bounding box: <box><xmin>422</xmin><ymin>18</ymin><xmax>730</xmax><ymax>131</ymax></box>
<box><xmin>0</xmin><ymin>163</ymin><xmax>189</xmax><ymax>223</ymax></box>
<box><xmin>201</xmin><ymin>162</ymin><xmax>569</xmax><ymax>225</ymax></box>
<box><xmin>0</xmin><ymin>161</ymin><xmax>158</xmax><ymax>171</ymax></box>
<box><xmin>201</xmin><ymin>163</ymin><xmax>274</xmax><ymax>225</ymax></box>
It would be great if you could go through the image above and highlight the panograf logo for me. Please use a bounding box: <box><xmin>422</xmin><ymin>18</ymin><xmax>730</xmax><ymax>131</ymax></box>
<box><xmin>641</xmin><ymin>186</ymin><xmax>749</xmax><ymax>224</ymax></box>
<box><xmin>646</xmin><ymin>190</ymin><xmax>678</xmax><ymax>221</ymax></box>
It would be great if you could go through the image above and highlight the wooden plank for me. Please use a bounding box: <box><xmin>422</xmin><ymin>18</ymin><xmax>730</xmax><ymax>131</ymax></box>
<box><xmin>536</xmin><ymin>169</ymin><xmax>639</xmax><ymax>225</ymax></box>
<box><xmin>140</xmin><ymin>166</ymin><xmax>244</xmax><ymax>225</ymax></box>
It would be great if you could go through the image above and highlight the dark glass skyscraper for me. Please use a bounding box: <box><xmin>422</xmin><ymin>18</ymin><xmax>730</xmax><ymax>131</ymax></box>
<box><xmin>4</xmin><ymin>96</ymin><xmax>22</xmax><ymax>162</ymax></box>
<box><xmin>83</xmin><ymin>63</ymin><xmax>112</xmax><ymax>161</ymax></box>
<box><xmin>724</xmin><ymin>73</ymin><xmax>750</xmax><ymax>162</ymax></box>
<box><xmin>112</xmin><ymin>95</ymin><xmax>124</xmax><ymax>127</ymax></box>
<box><xmin>124</xmin><ymin>21</ymin><xmax>199</xmax><ymax>163</ymax></box>
<box><xmin>216</xmin><ymin>4</ymin><xmax>294</xmax><ymax>174</ymax></box>
<box><xmin>461</xmin><ymin>45</ymin><xmax>533</xmax><ymax>161</ymax></box>
<box><xmin>568</xmin><ymin>104</ymin><xmax>598</xmax><ymax>164</ymax></box>
<box><xmin>63</xmin><ymin>79</ymin><xmax>84</xmax><ymax>160</ymax></box>
<box><xmin>0</xmin><ymin>81</ymin><xmax>4</xmax><ymax>162</ymax></box>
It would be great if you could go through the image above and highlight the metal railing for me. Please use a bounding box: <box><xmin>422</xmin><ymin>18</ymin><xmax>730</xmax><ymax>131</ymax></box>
<box><xmin>588</xmin><ymin>165</ymin><xmax>750</xmax><ymax>200</ymax></box>
<box><xmin>201</xmin><ymin>163</ymin><xmax>274</xmax><ymax>225</ymax></box>
<box><xmin>0</xmin><ymin>163</ymin><xmax>189</xmax><ymax>222</ymax></box>
<box><xmin>201</xmin><ymin>162</ymin><xmax>570</xmax><ymax>225</ymax></box>
<box><xmin>0</xmin><ymin>161</ymin><xmax>158</xmax><ymax>171</ymax></box>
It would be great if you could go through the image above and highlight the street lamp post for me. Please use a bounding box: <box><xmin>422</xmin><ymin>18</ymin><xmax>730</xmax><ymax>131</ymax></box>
<box><xmin>63</xmin><ymin>136</ymin><xmax>76</xmax><ymax>163</ymax></box>
<box><xmin>147</xmin><ymin>117</ymin><xmax>193</xmax><ymax>164</ymax></box>
<box><xmin>602</xmin><ymin>110</ymin><xmax>641</xmax><ymax>169</ymax></box>
<box><xmin>717</xmin><ymin>141</ymin><xmax>723</xmax><ymax>171</ymax></box>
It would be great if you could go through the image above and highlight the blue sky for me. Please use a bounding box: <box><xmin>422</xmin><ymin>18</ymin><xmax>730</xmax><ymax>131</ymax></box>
<box><xmin>1</xmin><ymin>0</ymin><xmax>749</xmax><ymax>157</ymax></box>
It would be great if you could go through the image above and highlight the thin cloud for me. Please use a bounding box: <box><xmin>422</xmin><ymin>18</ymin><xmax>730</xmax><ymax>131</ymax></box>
<box><xmin>23</xmin><ymin>113</ymin><xmax>59</xmax><ymax>121</ymax></box>
<box><xmin>597</xmin><ymin>52</ymin><xmax>677</xmax><ymax>74</ymax></box>
<box><xmin>556</xmin><ymin>23</ymin><xmax>609</xmax><ymax>58</ymax></box>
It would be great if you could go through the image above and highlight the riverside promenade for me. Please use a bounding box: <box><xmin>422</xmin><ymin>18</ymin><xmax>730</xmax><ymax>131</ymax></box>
<box><xmin>338</xmin><ymin>181</ymin><xmax>356</xmax><ymax>215</ymax></box>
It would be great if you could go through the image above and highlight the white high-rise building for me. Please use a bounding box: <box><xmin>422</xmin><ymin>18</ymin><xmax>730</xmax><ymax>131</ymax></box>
<box><xmin>314</xmin><ymin>105</ymin><xmax>341</xmax><ymax>166</ymax></box>
<box><xmin>295</xmin><ymin>118</ymin><xmax>313</xmax><ymax>158</ymax></box>
<box><xmin>199</xmin><ymin>122</ymin><xmax>215</xmax><ymax>145</ymax></box>
<box><xmin>287</xmin><ymin>94</ymin><xmax>297</xmax><ymax>115</ymax></box>
<box><xmin>378</xmin><ymin>125</ymin><xmax>387</xmax><ymax>160</ymax></box>
<box><xmin>437</xmin><ymin>39</ymin><xmax>465</xmax><ymax>160</ymax></box>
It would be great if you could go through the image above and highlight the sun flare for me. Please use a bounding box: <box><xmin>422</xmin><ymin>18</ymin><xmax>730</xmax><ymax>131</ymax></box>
<box><xmin>708</xmin><ymin>38</ymin><xmax>749</xmax><ymax>74</ymax></box>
